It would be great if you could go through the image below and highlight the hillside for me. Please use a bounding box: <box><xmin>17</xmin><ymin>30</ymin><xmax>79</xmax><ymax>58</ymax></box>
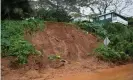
<box><xmin>2</xmin><ymin>22</ymin><xmax>112</xmax><ymax>80</ymax></box>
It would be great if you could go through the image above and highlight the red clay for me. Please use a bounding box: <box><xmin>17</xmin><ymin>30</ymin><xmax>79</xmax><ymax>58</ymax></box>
<box><xmin>52</xmin><ymin>64</ymin><xmax>133</xmax><ymax>80</ymax></box>
<box><xmin>31</xmin><ymin>22</ymin><xmax>98</xmax><ymax>59</ymax></box>
<box><xmin>2</xmin><ymin>57</ymin><xmax>133</xmax><ymax>80</ymax></box>
<box><xmin>1</xmin><ymin>22</ymin><xmax>114</xmax><ymax>80</ymax></box>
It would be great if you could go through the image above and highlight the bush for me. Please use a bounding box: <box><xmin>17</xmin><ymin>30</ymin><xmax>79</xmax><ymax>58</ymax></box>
<box><xmin>1</xmin><ymin>19</ymin><xmax>45</xmax><ymax>64</ymax></box>
<box><xmin>76</xmin><ymin>22</ymin><xmax>133</xmax><ymax>62</ymax></box>
<box><xmin>95</xmin><ymin>45</ymin><xmax>129</xmax><ymax>63</ymax></box>
<box><xmin>75</xmin><ymin>21</ymin><xmax>107</xmax><ymax>38</ymax></box>
<box><xmin>94</xmin><ymin>23</ymin><xmax>133</xmax><ymax>62</ymax></box>
<box><xmin>9</xmin><ymin>37</ymin><xmax>36</xmax><ymax>64</ymax></box>
<box><xmin>36</xmin><ymin>9</ymin><xmax>72</xmax><ymax>22</ymax></box>
<box><xmin>125</xmin><ymin>43</ymin><xmax>133</xmax><ymax>58</ymax></box>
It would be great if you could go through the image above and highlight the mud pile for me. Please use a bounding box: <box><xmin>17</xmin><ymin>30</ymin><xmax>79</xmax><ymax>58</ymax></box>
<box><xmin>31</xmin><ymin>22</ymin><xmax>98</xmax><ymax>59</ymax></box>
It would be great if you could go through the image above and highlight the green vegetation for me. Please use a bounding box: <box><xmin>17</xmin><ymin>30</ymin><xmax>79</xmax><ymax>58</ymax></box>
<box><xmin>2</xmin><ymin>16</ymin><xmax>133</xmax><ymax>65</ymax></box>
<box><xmin>127</xmin><ymin>17</ymin><xmax>133</xmax><ymax>26</ymax></box>
<box><xmin>2</xmin><ymin>0</ymin><xmax>33</xmax><ymax>20</ymax></box>
<box><xmin>76</xmin><ymin>21</ymin><xmax>133</xmax><ymax>63</ymax></box>
<box><xmin>95</xmin><ymin>44</ymin><xmax>129</xmax><ymax>63</ymax></box>
<box><xmin>75</xmin><ymin>21</ymin><xmax>107</xmax><ymax>38</ymax></box>
<box><xmin>36</xmin><ymin>9</ymin><xmax>72</xmax><ymax>22</ymax></box>
<box><xmin>48</xmin><ymin>54</ymin><xmax>61</xmax><ymax>61</ymax></box>
<box><xmin>1</xmin><ymin>18</ymin><xmax>45</xmax><ymax>64</ymax></box>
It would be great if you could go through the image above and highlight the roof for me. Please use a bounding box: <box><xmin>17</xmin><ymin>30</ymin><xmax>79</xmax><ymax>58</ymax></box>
<box><xmin>97</xmin><ymin>12</ymin><xmax>127</xmax><ymax>21</ymax></box>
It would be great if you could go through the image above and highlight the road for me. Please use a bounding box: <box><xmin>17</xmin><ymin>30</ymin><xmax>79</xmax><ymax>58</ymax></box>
<box><xmin>52</xmin><ymin>64</ymin><xmax>133</xmax><ymax>80</ymax></box>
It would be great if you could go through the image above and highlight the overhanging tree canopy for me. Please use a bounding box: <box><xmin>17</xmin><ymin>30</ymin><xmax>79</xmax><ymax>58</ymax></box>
<box><xmin>2</xmin><ymin>0</ymin><xmax>33</xmax><ymax>20</ymax></box>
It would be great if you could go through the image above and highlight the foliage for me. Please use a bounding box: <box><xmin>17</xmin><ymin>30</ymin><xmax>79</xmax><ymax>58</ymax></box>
<box><xmin>36</xmin><ymin>9</ymin><xmax>72</xmax><ymax>22</ymax></box>
<box><xmin>95</xmin><ymin>44</ymin><xmax>129</xmax><ymax>63</ymax></box>
<box><xmin>125</xmin><ymin>43</ymin><xmax>133</xmax><ymax>57</ymax></box>
<box><xmin>127</xmin><ymin>17</ymin><xmax>133</xmax><ymax>26</ymax></box>
<box><xmin>76</xmin><ymin>21</ymin><xmax>133</xmax><ymax>62</ymax></box>
<box><xmin>75</xmin><ymin>21</ymin><xmax>107</xmax><ymax>38</ymax></box>
<box><xmin>1</xmin><ymin>0</ymin><xmax>33</xmax><ymax>20</ymax></box>
<box><xmin>9</xmin><ymin>37</ymin><xmax>36</xmax><ymax>64</ymax></box>
<box><xmin>1</xmin><ymin>19</ymin><xmax>45</xmax><ymax>64</ymax></box>
<box><xmin>48</xmin><ymin>54</ymin><xmax>61</xmax><ymax>61</ymax></box>
<box><xmin>98</xmin><ymin>23</ymin><xmax>133</xmax><ymax>62</ymax></box>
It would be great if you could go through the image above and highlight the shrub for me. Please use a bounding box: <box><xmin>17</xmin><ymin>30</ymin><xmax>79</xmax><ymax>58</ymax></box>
<box><xmin>76</xmin><ymin>22</ymin><xmax>133</xmax><ymax>62</ymax></box>
<box><xmin>36</xmin><ymin>9</ymin><xmax>72</xmax><ymax>22</ymax></box>
<box><xmin>94</xmin><ymin>23</ymin><xmax>133</xmax><ymax>62</ymax></box>
<box><xmin>1</xmin><ymin>19</ymin><xmax>45</xmax><ymax>64</ymax></box>
<box><xmin>95</xmin><ymin>45</ymin><xmax>129</xmax><ymax>63</ymax></box>
<box><xmin>125</xmin><ymin>43</ymin><xmax>133</xmax><ymax>58</ymax></box>
<box><xmin>75</xmin><ymin>21</ymin><xmax>107</xmax><ymax>38</ymax></box>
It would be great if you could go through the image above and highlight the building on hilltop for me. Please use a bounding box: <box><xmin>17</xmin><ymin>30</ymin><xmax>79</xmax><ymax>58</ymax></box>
<box><xmin>93</xmin><ymin>12</ymin><xmax>128</xmax><ymax>25</ymax></box>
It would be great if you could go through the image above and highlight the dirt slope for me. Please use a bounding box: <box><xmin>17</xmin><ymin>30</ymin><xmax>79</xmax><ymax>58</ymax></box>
<box><xmin>31</xmin><ymin>22</ymin><xmax>98</xmax><ymax>59</ymax></box>
<box><xmin>2</xmin><ymin>22</ymin><xmax>113</xmax><ymax>80</ymax></box>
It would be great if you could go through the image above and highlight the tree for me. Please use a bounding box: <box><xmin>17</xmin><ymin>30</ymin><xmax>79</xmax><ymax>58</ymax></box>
<box><xmin>112</xmin><ymin>0</ymin><xmax>133</xmax><ymax>14</ymax></box>
<box><xmin>1</xmin><ymin>0</ymin><xmax>33</xmax><ymax>20</ymax></box>
<box><xmin>36</xmin><ymin>0</ymin><xmax>79</xmax><ymax>12</ymax></box>
<box><xmin>36</xmin><ymin>8</ymin><xmax>72</xmax><ymax>22</ymax></box>
<box><xmin>96</xmin><ymin>0</ymin><xmax>113</xmax><ymax>14</ymax></box>
<box><xmin>87</xmin><ymin>0</ymin><xmax>133</xmax><ymax>15</ymax></box>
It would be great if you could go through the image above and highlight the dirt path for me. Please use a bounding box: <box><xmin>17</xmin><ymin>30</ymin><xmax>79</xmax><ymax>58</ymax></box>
<box><xmin>50</xmin><ymin>64</ymin><xmax>133</xmax><ymax>80</ymax></box>
<box><xmin>2</xmin><ymin>57</ymin><xmax>133</xmax><ymax>80</ymax></box>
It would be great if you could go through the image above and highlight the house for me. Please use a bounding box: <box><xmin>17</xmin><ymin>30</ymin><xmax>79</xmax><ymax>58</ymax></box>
<box><xmin>73</xmin><ymin>15</ymin><xmax>89</xmax><ymax>21</ymax></box>
<box><xmin>93</xmin><ymin>12</ymin><xmax>128</xmax><ymax>25</ymax></box>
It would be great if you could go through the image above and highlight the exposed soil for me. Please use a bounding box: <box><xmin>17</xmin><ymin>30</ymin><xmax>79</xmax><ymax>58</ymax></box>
<box><xmin>31</xmin><ymin>22</ymin><xmax>98</xmax><ymax>59</ymax></box>
<box><xmin>24</xmin><ymin>22</ymin><xmax>100</xmax><ymax>69</ymax></box>
<box><xmin>51</xmin><ymin>63</ymin><xmax>133</xmax><ymax>80</ymax></box>
<box><xmin>1</xmin><ymin>57</ymin><xmax>133</xmax><ymax>80</ymax></box>
<box><xmin>2</xmin><ymin>56</ymin><xmax>111</xmax><ymax>80</ymax></box>
<box><xmin>2</xmin><ymin>22</ymin><xmax>132</xmax><ymax>80</ymax></box>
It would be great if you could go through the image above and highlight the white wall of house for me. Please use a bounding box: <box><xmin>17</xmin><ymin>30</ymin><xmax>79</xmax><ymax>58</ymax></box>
<box><xmin>74</xmin><ymin>17</ymin><xmax>88</xmax><ymax>21</ymax></box>
<box><xmin>112</xmin><ymin>16</ymin><xmax>128</xmax><ymax>25</ymax></box>
<box><xmin>99</xmin><ymin>16</ymin><xmax>104</xmax><ymax>20</ymax></box>
<box><xmin>99</xmin><ymin>14</ymin><xmax>112</xmax><ymax>20</ymax></box>
<box><xmin>105</xmin><ymin>14</ymin><xmax>111</xmax><ymax>19</ymax></box>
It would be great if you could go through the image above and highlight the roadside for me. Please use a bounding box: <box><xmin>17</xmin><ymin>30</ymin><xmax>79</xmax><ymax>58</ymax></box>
<box><xmin>49</xmin><ymin>63</ymin><xmax>133</xmax><ymax>80</ymax></box>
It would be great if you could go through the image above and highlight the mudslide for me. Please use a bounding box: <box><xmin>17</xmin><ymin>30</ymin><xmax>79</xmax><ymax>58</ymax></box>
<box><xmin>52</xmin><ymin>64</ymin><xmax>133</xmax><ymax>80</ymax></box>
<box><xmin>2</xmin><ymin>22</ymin><xmax>133</xmax><ymax>80</ymax></box>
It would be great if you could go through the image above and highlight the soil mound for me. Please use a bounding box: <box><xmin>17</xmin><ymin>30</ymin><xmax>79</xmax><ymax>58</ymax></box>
<box><xmin>31</xmin><ymin>22</ymin><xmax>98</xmax><ymax>60</ymax></box>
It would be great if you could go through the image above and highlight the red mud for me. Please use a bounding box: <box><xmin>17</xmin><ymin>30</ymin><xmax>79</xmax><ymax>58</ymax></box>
<box><xmin>52</xmin><ymin>64</ymin><xmax>133</xmax><ymax>80</ymax></box>
<box><xmin>2</xmin><ymin>57</ymin><xmax>133</xmax><ymax>80</ymax></box>
<box><xmin>24</xmin><ymin>22</ymin><xmax>100</xmax><ymax>69</ymax></box>
<box><xmin>31</xmin><ymin>22</ymin><xmax>98</xmax><ymax>59</ymax></box>
<box><xmin>1</xmin><ymin>22</ymin><xmax>120</xmax><ymax>80</ymax></box>
<box><xmin>1</xmin><ymin>57</ymin><xmax>111</xmax><ymax>80</ymax></box>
